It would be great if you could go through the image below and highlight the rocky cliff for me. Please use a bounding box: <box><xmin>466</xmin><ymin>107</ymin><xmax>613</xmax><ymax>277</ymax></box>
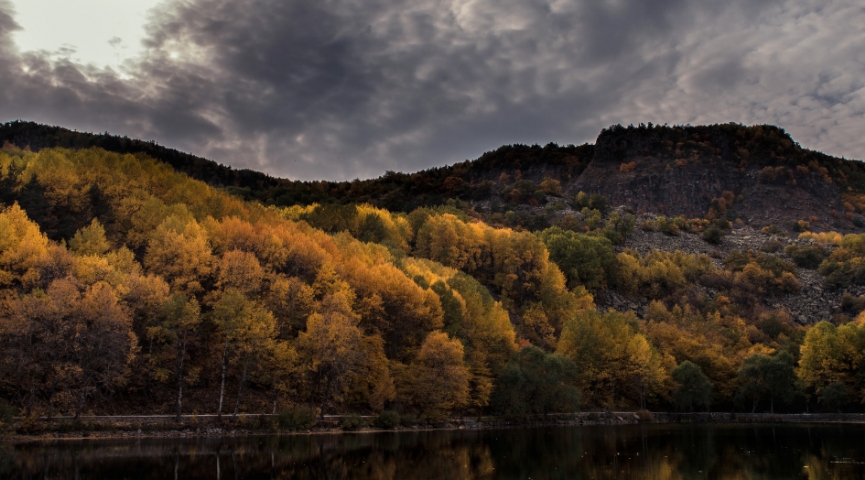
<box><xmin>569</xmin><ymin>124</ymin><xmax>859</xmax><ymax>231</ymax></box>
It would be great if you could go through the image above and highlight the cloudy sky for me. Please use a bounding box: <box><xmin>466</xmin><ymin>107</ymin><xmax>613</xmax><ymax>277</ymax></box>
<box><xmin>0</xmin><ymin>0</ymin><xmax>863</xmax><ymax>180</ymax></box>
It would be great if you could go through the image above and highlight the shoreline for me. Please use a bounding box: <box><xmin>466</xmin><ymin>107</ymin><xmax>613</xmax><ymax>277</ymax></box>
<box><xmin>6</xmin><ymin>411</ymin><xmax>865</xmax><ymax>444</ymax></box>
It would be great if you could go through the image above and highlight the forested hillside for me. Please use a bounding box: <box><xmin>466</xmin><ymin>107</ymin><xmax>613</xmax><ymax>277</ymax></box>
<box><xmin>3</xmin><ymin>134</ymin><xmax>865</xmax><ymax>423</ymax></box>
<box><xmin>0</xmin><ymin>146</ymin><xmax>571</xmax><ymax>421</ymax></box>
<box><xmin>6</xmin><ymin>121</ymin><xmax>865</xmax><ymax>234</ymax></box>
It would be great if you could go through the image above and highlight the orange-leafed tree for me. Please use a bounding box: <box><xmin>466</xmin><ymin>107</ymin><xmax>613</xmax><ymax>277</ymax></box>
<box><xmin>299</xmin><ymin>290</ymin><xmax>365</xmax><ymax>418</ymax></box>
<box><xmin>144</xmin><ymin>215</ymin><xmax>214</xmax><ymax>296</ymax></box>
<box><xmin>405</xmin><ymin>331</ymin><xmax>470</xmax><ymax>422</ymax></box>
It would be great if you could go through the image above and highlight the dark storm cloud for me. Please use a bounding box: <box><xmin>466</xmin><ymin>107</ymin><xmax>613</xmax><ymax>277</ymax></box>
<box><xmin>0</xmin><ymin>0</ymin><xmax>863</xmax><ymax>180</ymax></box>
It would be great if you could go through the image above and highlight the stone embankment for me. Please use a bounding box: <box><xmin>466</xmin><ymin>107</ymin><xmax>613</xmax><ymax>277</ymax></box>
<box><xmin>651</xmin><ymin>412</ymin><xmax>865</xmax><ymax>424</ymax></box>
<box><xmin>9</xmin><ymin>412</ymin><xmax>865</xmax><ymax>443</ymax></box>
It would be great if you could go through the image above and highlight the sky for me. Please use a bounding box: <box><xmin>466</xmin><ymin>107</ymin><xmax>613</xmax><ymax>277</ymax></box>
<box><xmin>0</xmin><ymin>0</ymin><xmax>863</xmax><ymax>181</ymax></box>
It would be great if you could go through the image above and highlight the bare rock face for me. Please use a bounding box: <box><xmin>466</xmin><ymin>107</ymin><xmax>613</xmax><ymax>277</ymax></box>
<box><xmin>737</xmin><ymin>174</ymin><xmax>843</xmax><ymax>229</ymax></box>
<box><xmin>570</xmin><ymin>125</ymin><xmax>850</xmax><ymax>231</ymax></box>
<box><xmin>574</xmin><ymin>161</ymin><xmax>739</xmax><ymax>218</ymax></box>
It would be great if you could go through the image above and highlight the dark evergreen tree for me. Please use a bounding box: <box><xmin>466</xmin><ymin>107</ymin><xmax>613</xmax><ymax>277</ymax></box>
<box><xmin>490</xmin><ymin>346</ymin><xmax>580</xmax><ymax>416</ymax></box>
<box><xmin>672</xmin><ymin>361</ymin><xmax>712</xmax><ymax>412</ymax></box>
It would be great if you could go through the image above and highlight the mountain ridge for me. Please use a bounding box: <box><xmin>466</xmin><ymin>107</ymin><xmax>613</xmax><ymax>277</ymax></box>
<box><xmin>2</xmin><ymin>120</ymin><xmax>864</xmax><ymax>231</ymax></box>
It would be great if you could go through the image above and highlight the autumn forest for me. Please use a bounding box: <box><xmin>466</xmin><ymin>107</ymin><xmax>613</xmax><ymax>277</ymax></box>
<box><xmin>3</xmin><ymin>123</ymin><xmax>865</xmax><ymax>427</ymax></box>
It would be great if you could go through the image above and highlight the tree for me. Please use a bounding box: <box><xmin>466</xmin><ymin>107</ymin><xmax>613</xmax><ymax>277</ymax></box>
<box><xmin>489</xmin><ymin>346</ymin><xmax>580</xmax><ymax>417</ymax></box>
<box><xmin>1</xmin><ymin>287</ymin><xmax>65</xmax><ymax>417</ymax></box>
<box><xmin>602</xmin><ymin>211</ymin><xmax>635</xmax><ymax>245</ymax></box>
<box><xmin>0</xmin><ymin>203</ymin><xmax>50</xmax><ymax>289</ymax></box>
<box><xmin>255</xmin><ymin>339</ymin><xmax>299</xmax><ymax>414</ymax></box>
<box><xmin>797</xmin><ymin>321</ymin><xmax>865</xmax><ymax>400</ymax></box>
<box><xmin>538</xmin><ymin>227</ymin><xmax>616</xmax><ymax>290</ymax></box>
<box><xmin>736</xmin><ymin>352</ymin><xmax>797</xmax><ymax>413</ymax></box>
<box><xmin>211</xmin><ymin>289</ymin><xmax>276</xmax><ymax>417</ymax></box>
<box><xmin>7</xmin><ymin>279</ymin><xmax>136</xmax><ymax>419</ymax></box>
<box><xmin>69</xmin><ymin>219</ymin><xmax>110</xmax><ymax>256</ymax></box>
<box><xmin>215</xmin><ymin>249</ymin><xmax>265</xmax><ymax>295</ymax></box>
<box><xmin>820</xmin><ymin>382</ymin><xmax>847</xmax><ymax>412</ymax></box>
<box><xmin>671</xmin><ymin>361</ymin><xmax>712</xmax><ymax>412</ymax></box>
<box><xmin>298</xmin><ymin>291</ymin><xmax>365</xmax><ymax>418</ymax></box>
<box><xmin>557</xmin><ymin>309</ymin><xmax>666</xmax><ymax>408</ymax></box>
<box><xmin>519</xmin><ymin>304</ymin><xmax>557</xmax><ymax>350</ymax></box>
<box><xmin>405</xmin><ymin>331</ymin><xmax>470</xmax><ymax>422</ymax></box>
<box><xmin>67</xmin><ymin>281</ymin><xmax>138</xmax><ymax>418</ymax></box>
<box><xmin>344</xmin><ymin>336</ymin><xmax>395</xmax><ymax>412</ymax></box>
<box><xmin>147</xmin><ymin>294</ymin><xmax>201</xmax><ymax>420</ymax></box>
<box><xmin>265</xmin><ymin>275</ymin><xmax>315</xmax><ymax>338</ymax></box>
<box><xmin>144</xmin><ymin>215</ymin><xmax>214</xmax><ymax>296</ymax></box>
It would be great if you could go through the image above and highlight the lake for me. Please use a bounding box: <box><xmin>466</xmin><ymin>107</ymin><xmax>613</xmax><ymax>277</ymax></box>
<box><xmin>3</xmin><ymin>423</ymin><xmax>865</xmax><ymax>479</ymax></box>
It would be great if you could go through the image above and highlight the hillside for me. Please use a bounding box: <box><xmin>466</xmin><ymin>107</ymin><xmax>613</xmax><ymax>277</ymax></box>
<box><xmin>3</xmin><ymin>125</ymin><xmax>865</xmax><ymax>423</ymax></box>
<box><xmin>0</xmin><ymin>121</ymin><xmax>284</xmax><ymax>200</ymax></box>
<box><xmin>4</xmin><ymin>121</ymin><xmax>865</xmax><ymax>233</ymax></box>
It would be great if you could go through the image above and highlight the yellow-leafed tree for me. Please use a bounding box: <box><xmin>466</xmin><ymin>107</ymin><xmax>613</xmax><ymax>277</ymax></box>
<box><xmin>405</xmin><ymin>331</ymin><xmax>469</xmax><ymax>422</ymax></box>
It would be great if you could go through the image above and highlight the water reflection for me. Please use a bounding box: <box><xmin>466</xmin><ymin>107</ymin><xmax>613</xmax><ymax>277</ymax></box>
<box><xmin>2</xmin><ymin>424</ymin><xmax>865</xmax><ymax>479</ymax></box>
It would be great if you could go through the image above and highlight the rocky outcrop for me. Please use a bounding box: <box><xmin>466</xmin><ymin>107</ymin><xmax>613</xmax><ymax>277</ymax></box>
<box><xmin>575</xmin><ymin>165</ymin><xmax>844</xmax><ymax>230</ymax></box>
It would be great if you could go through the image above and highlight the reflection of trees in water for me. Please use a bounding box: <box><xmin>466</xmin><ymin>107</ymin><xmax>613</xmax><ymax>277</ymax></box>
<box><xmin>277</xmin><ymin>431</ymin><xmax>496</xmax><ymax>480</ymax></box>
<box><xmin>5</xmin><ymin>425</ymin><xmax>865</xmax><ymax>479</ymax></box>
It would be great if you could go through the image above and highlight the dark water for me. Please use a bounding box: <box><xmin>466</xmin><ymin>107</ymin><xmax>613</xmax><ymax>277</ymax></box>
<box><xmin>3</xmin><ymin>423</ymin><xmax>865</xmax><ymax>479</ymax></box>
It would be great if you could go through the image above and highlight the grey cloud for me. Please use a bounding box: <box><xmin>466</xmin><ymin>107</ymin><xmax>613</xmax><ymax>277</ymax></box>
<box><xmin>0</xmin><ymin>0</ymin><xmax>863</xmax><ymax>180</ymax></box>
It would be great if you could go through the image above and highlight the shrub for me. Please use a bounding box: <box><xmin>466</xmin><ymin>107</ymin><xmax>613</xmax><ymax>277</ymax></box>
<box><xmin>589</xmin><ymin>194</ymin><xmax>608</xmax><ymax>213</ymax></box>
<box><xmin>639</xmin><ymin>219</ymin><xmax>656</xmax><ymax>232</ymax></box>
<box><xmin>544</xmin><ymin>200</ymin><xmax>566</xmax><ymax>212</ymax></box>
<box><xmin>656</xmin><ymin>216</ymin><xmax>681</xmax><ymax>236</ymax></box>
<box><xmin>726</xmin><ymin>250</ymin><xmax>796</xmax><ymax>276</ymax></box>
<box><xmin>841</xmin><ymin>293</ymin><xmax>865</xmax><ymax>314</ymax></box>
<box><xmin>602</xmin><ymin>211</ymin><xmax>635</xmax><ymax>245</ymax></box>
<box><xmin>571</xmin><ymin>191</ymin><xmax>590</xmax><ymax>209</ymax></box>
<box><xmin>713</xmin><ymin>218</ymin><xmax>731</xmax><ymax>229</ymax></box>
<box><xmin>278</xmin><ymin>405</ymin><xmax>317</xmax><ymax>430</ymax></box>
<box><xmin>616</xmin><ymin>249</ymin><xmax>714</xmax><ymax>297</ymax></box>
<box><xmin>581</xmin><ymin>207</ymin><xmax>603</xmax><ymax>230</ymax></box>
<box><xmin>732</xmin><ymin>260</ymin><xmax>800</xmax><ymax>295</ymax></box>
<box><xmin>761</xmin><ymin>224</ymin><xmax>782</xmax><ymax>235</ymax></box>
<box><xmin>539</xmin><ymin>178</ymin><xmax>563</xmax><ymax>196</ymax></box>
<box><xmin>791</xmin><ymin>220</ymin><xmax>811</xmax><ymax>232</ymax></box>
<box><xmin>756</xmin><ymin>312</ymin><xmax>792</xmax><ymax>340</ymax></box>
<box><xmin>340</xmin><ymin>414</ymin><xmax>368</xmax><ymax>431</ymax></box>
<box><xmin>760</xmin><ymin>239</ymin><xmax>783</xmax><ymax>253</ymax></box>
<box><xmin>635</xmin><ymin>410</ymin><xmax>654</xmax><ymax>422</ymax></box>
<box><xmin>400</xmin><ymin>414</ymin><xmax>420</xmax><ymax>427</ymax></box>
<box><xmin>785</xmin><ymin>244</ymin><xmax>828</xmax><ymax>269</ymax></box>
<box><xmin>375</xmin><ymin>410</ymin><xmax>400</xmax><ymax>429</ymax></box>
<box><xmin>818</xmin><ymin>235</ymin><xmax>865</xmax><ymax>289</ymax></box>
<box><xmin>702</xmin><ymin>227</ymin><xmax>723</xmax><ymax>245</ymax></box>
<box><xmin>758</xmin><ymin>166</ymin><xmax>777</xmax><ymax>183</ymax></box>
